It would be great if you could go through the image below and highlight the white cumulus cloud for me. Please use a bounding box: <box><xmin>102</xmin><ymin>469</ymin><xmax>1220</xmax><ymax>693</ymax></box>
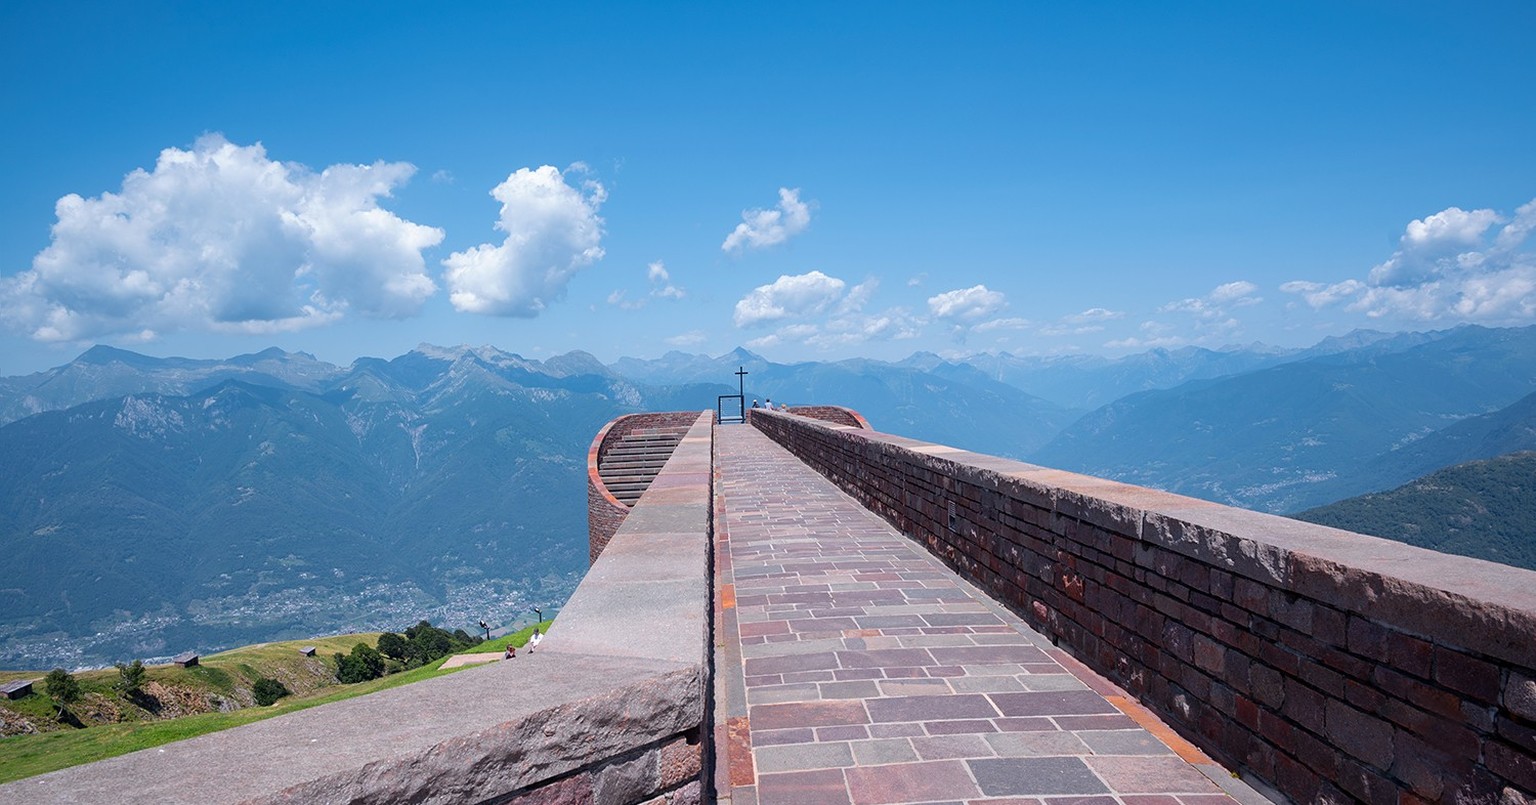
<box><xmin>1282</xmin><ymin>199</ymin><xmax>1536</xmax><ymax>324</ymax></box>
<box><xmin>1160</xmin><ymin>281</ymin><xmax>1261</xmax><ymax>320</ymax></box>
<box><xmin>721</xmin><ymin>187</ymin><xmax>812</xmax><ymax>252</ymax></box>
<box><xmin>928</xmin><ymin>285</ymin><xmax>1006</xmax><ymax>322</ymax></box>
<box><xmin>443</xmin><ymin>165</ymin><xmax>606</xmax><ymax>316</ymax></box>
<box><xmin>1</xmin><ymin>134</ymin><xmax>443</xmax><ymax>342</ymax></box>
<box><xmin>733</xmin><ymin>270</ymin><xmax>846</xmax><ymax>327</ymax></box>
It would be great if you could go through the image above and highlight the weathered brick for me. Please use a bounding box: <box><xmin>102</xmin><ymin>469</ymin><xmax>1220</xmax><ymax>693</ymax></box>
<box><xmin>1334</xmin><ymin>755</ymin><xmax>1399</xmax><ymax>805</ymax></box>
<box><xmin>1325</xmin><ymin>698</ymin><xmax>1395</xmax><ymax>770</ymax></box>
<box><xmin>1391</xmin><ymin>731</ymin><xmax>1458</xmax><ymax>801</ymax></box>
<box><xmin>1498</xmin><ymin>714</ymin><xmax>1536</xmax><ymax>755</ymax></box>
<box><xmin>1235</xmin><ymin>694</ymin><xmax>1261</xmax><ymax>730</ymax></box>
<box><xmin>1282</xmin><ymin>677</ymin><xmax>1326</xmax><ymax>732</ymax></box>
<box><xmin>1347</xmin><ymin>615</ymin><xmax>1389</xmax><ymax>662</ymax></box>
<box><xmin>1434</xmin><ymin>646</ymin><xmax>1501</xmax><ymax>704</ymax></box>
<box><xmin>1252</xmin><ymin>663</ymin><xmax>1286</xmax><ymax>709</ymax></box>
<box><xmin>1506</xmin><ymin>671</ymin><xmax>1536</xmax><ymax>722</ymax></box>
<box><xmin>1193</xmin><ymin>633</ymin><xmax>1225</xmax><ymax>674</ymax></box>
<box><xmin>1233</xmin><ymin>577</ymin><xmax>1269</xmax><ymax>615</ymax></box>
<box><xmin>1372</xmin><ymin>665</ymin><xmax>1463</xmax><ymax>722</ymax></box>
<box><xmin>1269</xmin><ymin>591</ymin><xmax>1313</xmax><ymax>632</ymax></box>
<box><xmin>1275</xmin><ymin>753</ymin><xmax>1323</xmax><ymax>803</ymax></box>
<box><xmin>1312</xmin><ymin>605</ymin><xmax>1347</xmax><ymax>646</ymax></box>
<box><xmin>1486</xmin><ymin>738</ymin><xmax>1536</xmax><ymax>793</ymax></box>
<box><xmin>1379</xmin><ymin>698</ymin><xmax>1479</xmax><ymax>759</ymax></box>
<box><xmin>657</xmin><ymin>736</ymin><xmax>702</xmax><ymax>788</ymax></box>
<box><xmin>1343</xmin><ymin>679</ymin><xmax>1386</xmax><ymax>713</ymax></box>
<box><xmin>1387</xmin><ymin>630</ymin><xmax>1434</xmax><ymax>680</ymax></box>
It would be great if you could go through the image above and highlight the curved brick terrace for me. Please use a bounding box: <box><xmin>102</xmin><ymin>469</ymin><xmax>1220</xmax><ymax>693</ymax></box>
<box><xmin>712</xmin><ymin>423</ymin><xmax>1268</xmax><ymax>805</ymax></box>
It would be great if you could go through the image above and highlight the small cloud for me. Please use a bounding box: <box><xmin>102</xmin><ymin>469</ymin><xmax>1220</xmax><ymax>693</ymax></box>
<box><xmin>430</xmin><ymin>169</ymin><xmax>454</xmax><ymax>184</ymax></box>
<box><xmin>837</xmin><ymin>278</ymin><xmax>878</xmax><ymax>315</ymax></box>
<box><xmin>1065</xmin><ymin>307</ymin><xmax>1125</xmax><ymax>324</ymax></box>
<box><xmin>443</xmin><ymin>165</ymin><xmax>607</xmax><ymax>317</ymax></box>
<box><xmin>1105</xmin><ymin>321</ymin><xmax>1188</xmax><ymax>350</ymax></box>
<box><xmin>647</xmin><ymin>260</ymin><xmax>685</xmax><ymax>300</ymax></box>
<box><xmin>605</xmin><ymin>289</ymin><xmax>645</xmax><ymax>311</ymax></box>
<box><xmin>928</xmin><ymin>285</ymin><xmax>1006</xmax><ymax>322</ymax></box>
<box><xmin>974</xmin><ymin>317</ymin><xmax>1031</xmax><ymax>332</ymax></box>
<box><xmin>721</xmin><ymin>187</ymin><xmax>813</xmax><ymax>253</ymax></box>
<box><xmin>1280</xmin><ymin>279</ymin><xmax>1366</xmax><ymax>309</ymax></box>
<box><xmin>733</xmin><ymin>270</ymin><xmax>846</xmax><ymax>327</ymax></box>
<box><xmin>665</xmin><ymin>329</ymin><xmax>708</xmax><ymax>347</ymax></box>
<box><xmin>907</xmin><ymin>273</ymin><xmax>927</xmax><ymax>287</ymax></box>
<box><xmin>1160</xmin><ymin>280</ymin><xmax>1262</xmax><ymax>320</ymax></box>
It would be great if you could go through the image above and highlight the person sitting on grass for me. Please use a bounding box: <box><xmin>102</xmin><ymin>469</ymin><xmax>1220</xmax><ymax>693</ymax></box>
<box><xmin>503</xmin><ymin>644</ymin><xmax>516</xmax><ymax>660</ymax></box>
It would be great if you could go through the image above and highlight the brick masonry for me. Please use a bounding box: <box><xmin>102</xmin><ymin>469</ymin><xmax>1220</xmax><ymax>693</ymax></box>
<box><xmin>588</xmin><ymin>410</ymin><xmax>706</xmax><ymax>564</ymax></box>
<box><xmin>785</xmin><ymin>405</ymin><xmax>871</xmax><ymax>430</ymax></box>
<box><xmin>749</xmin><ymin>409</ymin><xmax>1536</xmax><ymax>804</ymax></box>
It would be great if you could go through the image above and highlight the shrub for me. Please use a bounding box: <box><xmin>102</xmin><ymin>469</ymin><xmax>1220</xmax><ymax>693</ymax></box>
<box><xmin>252</xmin><ymin>677</ymin><xmax>291</xmax><ymax>706</ymax></box>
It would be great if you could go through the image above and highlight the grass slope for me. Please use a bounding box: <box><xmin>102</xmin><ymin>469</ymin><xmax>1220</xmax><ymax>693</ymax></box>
<box><xmin>0</xmin><ymin>622</ymin><xmax>551</xmax><ymax>784</ymax></box>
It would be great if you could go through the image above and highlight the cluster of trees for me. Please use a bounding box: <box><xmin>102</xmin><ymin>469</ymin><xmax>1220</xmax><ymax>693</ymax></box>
<box><xmin>333</xmin><ymin>620</ymin><xmax>478</xmax><ymax>684</ymax></box>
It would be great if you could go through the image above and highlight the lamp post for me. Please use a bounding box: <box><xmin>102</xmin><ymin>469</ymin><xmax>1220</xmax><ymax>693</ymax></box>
<box><xmin>532</xmin><ymin>606</ymin><xmax>543</xmax><ymax>625</ymax></box>
<box><xmin>478</xmin><ymin>619</ymin><xmax>490</xmax><ymax>643</ymax></box>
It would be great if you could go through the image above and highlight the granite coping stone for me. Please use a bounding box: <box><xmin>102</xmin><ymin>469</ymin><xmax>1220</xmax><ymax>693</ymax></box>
<box><xmin>7</xmin><ymin>655</ymin><xmax>700</xmax><ymax>805</ymax></box>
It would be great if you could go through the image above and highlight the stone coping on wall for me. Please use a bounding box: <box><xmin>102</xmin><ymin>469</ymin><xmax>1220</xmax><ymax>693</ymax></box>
<box><xmin>4</xmin><ymin>411</ymin><xmax>715</xmax><ymax>805</ymax></box>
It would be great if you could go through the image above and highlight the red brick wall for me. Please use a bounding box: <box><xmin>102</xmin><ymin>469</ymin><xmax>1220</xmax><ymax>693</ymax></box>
<box><xmin>751</xmin><ymin>412</ymin><xmax>1536</xmax><ymax>804</ymax></box>
<box><xmin>784</xmin><ymin>405</ymin><xmax>870</xmax><ymax>429</ymax></box>
<box><xmin>588</xmin><ymin>411</ymin><xmax>708</xmax><ymax>564</ymax></box>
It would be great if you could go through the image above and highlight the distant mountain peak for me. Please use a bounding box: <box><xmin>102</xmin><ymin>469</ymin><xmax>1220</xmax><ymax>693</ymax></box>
<box><xmin>76</xmin><ymin>344</ymin><xmax>154</xmax><ymax>365</ymax></box>
<box><xmin>721</xmin><ymin>346</ymin><xmax>764</xmax><ymax>363</ymax></box>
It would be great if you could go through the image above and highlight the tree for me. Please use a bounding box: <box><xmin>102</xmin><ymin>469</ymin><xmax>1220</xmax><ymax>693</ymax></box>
<box><xmin>45</xmin><ymin>668</ymin><xmax>81</xmax><ymax>716</ymax></box>
<box><xmin>115</xmin><ymin>659</ymin><xmax>147</xmax><ymax>697</ymax></box>
<box><xmin>252</xmin><ymin>677</ymin><xmax>291</xmax><ymax>706</ymax></box>
<box><xmin>334</xmin><ymin>643</ymin><xmax>386</xmax><ymax>683</ymax></box>
<box><xmin>376</xmin><ymin>632</ymin><xmax>409</xmax><ymax>662</ymax></box>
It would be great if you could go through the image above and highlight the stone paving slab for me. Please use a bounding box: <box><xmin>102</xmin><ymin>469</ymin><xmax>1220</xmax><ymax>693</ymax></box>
<box><xmin>714</xmin><ymin>424</ymin><xmax>1270</xmax><ymax>805</ymax></box>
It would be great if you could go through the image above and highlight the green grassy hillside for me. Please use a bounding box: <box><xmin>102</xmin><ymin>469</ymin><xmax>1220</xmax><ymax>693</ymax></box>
<box><xmin>0</xmin><ymin>621</ymin><xmax>551</xmax><ymax>783</ymax></box>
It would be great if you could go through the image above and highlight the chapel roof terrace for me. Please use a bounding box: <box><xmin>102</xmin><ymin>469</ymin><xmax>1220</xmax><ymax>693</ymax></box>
<box><xmin>4</xmin><ymin>405</ymin><xmax>1534</xmax><ymax>803</ymax></box>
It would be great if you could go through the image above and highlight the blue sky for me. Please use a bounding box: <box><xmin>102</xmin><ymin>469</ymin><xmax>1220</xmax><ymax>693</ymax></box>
<box><xmin>2</xmin><ymin>2</ymin><xmax>1534</xmax><ymax>375</ymax></box>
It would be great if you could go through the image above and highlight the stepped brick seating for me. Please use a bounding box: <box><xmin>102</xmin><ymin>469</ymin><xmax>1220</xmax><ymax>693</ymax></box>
<box><xmin>597</xmin><ymin>425</ymin><xmax>690</xmax><ymax>505</ymax></box>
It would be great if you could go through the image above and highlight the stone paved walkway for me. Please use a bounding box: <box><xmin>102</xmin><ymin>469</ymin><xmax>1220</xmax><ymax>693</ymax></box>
<box><xmin>713</xmin><ymin>424</ymin><xmax>1268</xmax><ymax>805</ymax></box>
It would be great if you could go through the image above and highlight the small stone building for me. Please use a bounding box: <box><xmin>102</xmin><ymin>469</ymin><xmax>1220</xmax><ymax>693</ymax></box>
<box><xmin>171</xmin><ymin>651</ymin><xmax>199</xmax><ymax>667</ymax></box>
<box><xmin>0</xmin><ymin>679</ymin><xmax>34</xmax><ymax>700</ymax></box>
<box><xmin>298</xmin><ymin>646</ymin><xmax>317</xmax><ymax>657</ymax></box>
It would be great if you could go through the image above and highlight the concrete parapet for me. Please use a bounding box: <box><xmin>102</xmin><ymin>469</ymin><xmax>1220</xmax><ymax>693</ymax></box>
<box><xmin>5</xmin><ymin>411</ymin><xmax>715</xmax><ymax>805</ymax></box>
<box><xmin>750</xmin><ymin>408</ymin><xmax>1536</xmax><ymax>804</ymax></box>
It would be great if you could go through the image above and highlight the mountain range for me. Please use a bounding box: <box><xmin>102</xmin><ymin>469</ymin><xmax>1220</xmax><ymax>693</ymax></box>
<box><xmin>4</xmin><ymin>324</ymin><xmax>1535</xmax><ymax>668</ymax></box>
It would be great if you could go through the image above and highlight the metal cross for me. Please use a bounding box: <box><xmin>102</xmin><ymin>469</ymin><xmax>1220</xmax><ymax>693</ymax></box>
<box><xmin>735</xmin><ymin>365</ymin><xmax>749</xmax><ymax>397</ymax></box>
